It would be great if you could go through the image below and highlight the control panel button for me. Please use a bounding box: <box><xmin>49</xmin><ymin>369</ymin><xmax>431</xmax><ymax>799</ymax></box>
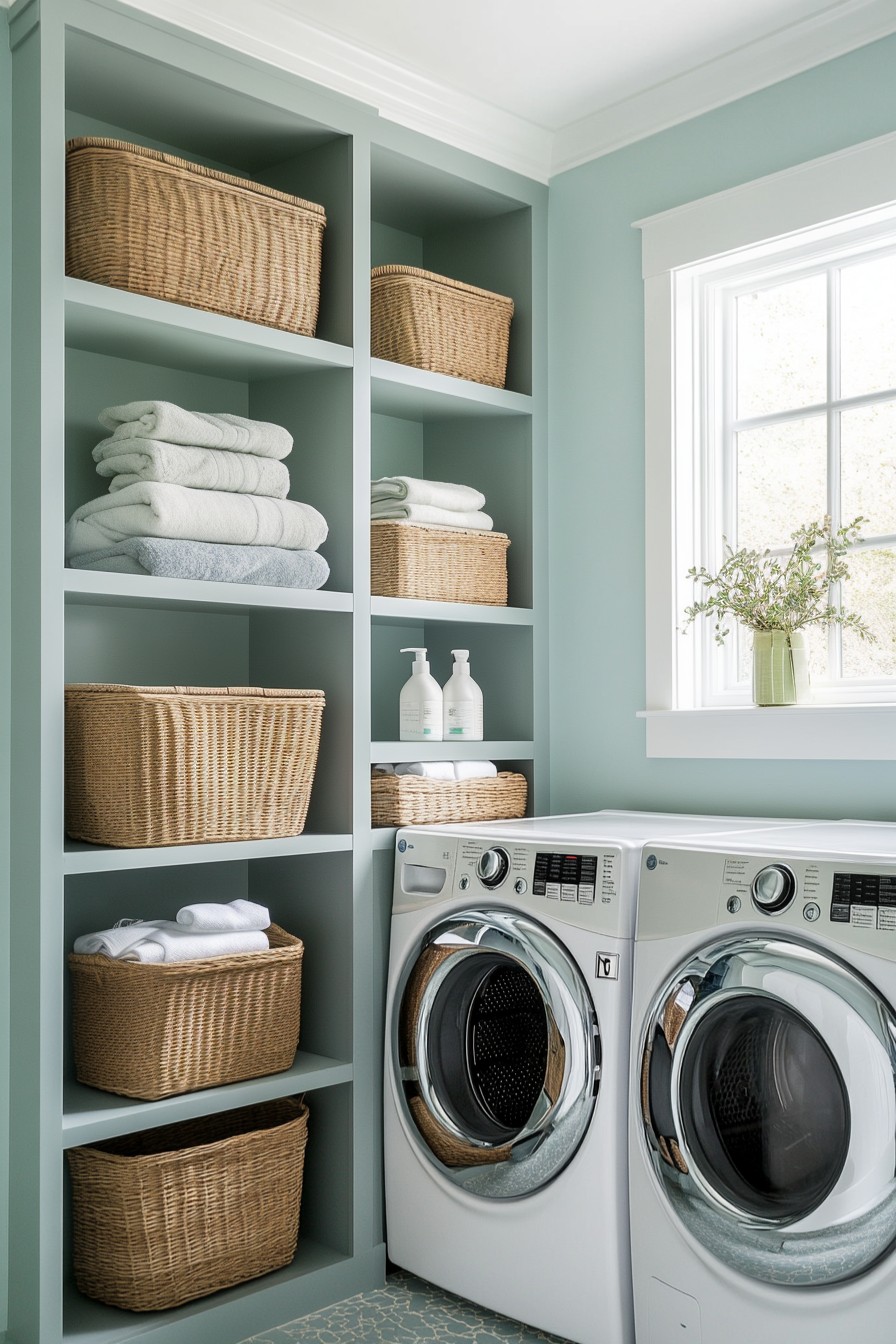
<box><xmin>561</xmin><ymin>883</ymin><xmax>577</xmax><ymax>902</ymax></box>
<box><xmin>726</xmin><ymin>895</ymin><xmax>742</xmax><ymax>914</ymax></box>
<box><xmin>477</xmin><ymin>847</ymin><xmax>510</xmax><ymax>889</ymax></box>
<box><xmin>803</xmin><ymin>902</ymin><xmax>821</xmax><ymax>922</ymax></box>
<box><xmin>514</xmin><ymin>878</ymin><xmax>528</xmax><ymax>895</ymax></box>
<box><xmin>545</xmin><ymin>882</ymin><xmax>561</xmax><ymax>900</ymax></box>
<box><xmin>578</xmin><ymin>884</ymin><xmax>595</xmax><ymax>905</ymax></box>
<box><xmin>459</xmin><ymin>875</ymin><xmax>470</xmax><ymax>891</ymax></box>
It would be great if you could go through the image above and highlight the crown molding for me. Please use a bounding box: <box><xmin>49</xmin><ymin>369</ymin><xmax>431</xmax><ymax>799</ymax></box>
<box><xmin>4</xmin><ymin>0</ymin><xmax>895</xmax><ymax>183</ymax></box>
<box><xmin>551</xmin><ymin>0</ymin><xmax>896</xmax><ymax>176</ymax></box>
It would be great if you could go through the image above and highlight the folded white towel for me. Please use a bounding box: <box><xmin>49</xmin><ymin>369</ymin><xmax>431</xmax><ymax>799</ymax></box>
<box><xmin>64</xmin><ymin>481</ymin><xmax>328</xmax><ymax>559</ymax></box>
<box><xmin>393</xmin><ymin>762</ymin><xmax>457</xmax><ymax>780</ymax></box>
<box><xmin>97</xmin><ymin>401</ymin><xmax>292</xmax><ymax>459</ymax></box>
<box><xmin>370</xmin><ymin>501</ymin><xmax>493</xmax><ymax>530</ymax></box>
<box><xmin>372</xmin><ymin>763</ymin><xmax>395</xmax><ymax>774</ymax></box>
<box><xmin>121</xmin><ymin>928</ymin><xmax>270</xmax><ymax>963</ymax></box>
<box><xmin>176</xmin><ymin>899</ymin><xmax>270</xmax><ymax>932</ymax></box>
<box><xmin>453</xmin><ymin>760</ymin><xmax>498</xmax><ymax>780</ymax></box>
<box><xmin>94</xmin><ymin>439</ymin><xmax>291</xmax><ymax>499</ymax></box>
<box><xmin>370</xmin><ymin>476</ymin><xmax>486</xmax><ymax>513</ymax></box>
<box><xmin>73</xmin><ymin>919</ymin><xmax>166</xmax><ymax>958</ymax></box>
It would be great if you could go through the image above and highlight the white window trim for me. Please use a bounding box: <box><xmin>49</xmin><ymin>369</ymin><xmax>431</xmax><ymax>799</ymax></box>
<box><xmin>636</xmin><ymin>129</ymin><xmax>896</xmax><ymax>760</ymax></box>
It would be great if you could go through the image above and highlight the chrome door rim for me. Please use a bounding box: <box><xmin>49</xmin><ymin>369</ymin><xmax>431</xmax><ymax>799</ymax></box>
<box><xmin>394</xmin><ymin>907</ymin><xmax>599</xmax><ymax>1198</ymax></box>
<box><xmin>639</xmin><ymin>932</ymin><xmax>896</xmax><ymax>1285</ymax></box>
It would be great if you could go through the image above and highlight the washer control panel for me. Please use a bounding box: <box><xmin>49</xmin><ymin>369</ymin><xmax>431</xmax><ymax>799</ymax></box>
<box><xmin>533</xmin><ymin>851</ymin><xmax>599</xmax><ymax>904</ymax></box>
<box><xmin>830</xmin><ymin>871</ymin><xmax>896</xmax><ymax>931</ymax></box>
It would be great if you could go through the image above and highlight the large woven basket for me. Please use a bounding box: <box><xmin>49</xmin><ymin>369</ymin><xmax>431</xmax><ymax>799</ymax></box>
<box><xmin>371</xmin><ymin>265</ymin><xmax>514</xmax><ymax>387</ymax></box>
<box><xmin>66</xmin><ymin>137</ymin><xmax>326</xmax><ymax>335</ymax></box>
<box><xmin>371</xmin><ymin>522</ymin><xmax>509</xmax><ymax>605</ymax></box>
<box><xmin>64</xmin><ymin>684</ymin><xmax>325</xmax><ymax>848</ymax></box>
<box><xmin>69</xmin><ymin>923</ymin><xmax>303</xmax><ymax>1100</ymax></box>
<box><xmin>371</xmin><ymin>771</ymin><xmax>527</xmax><ymax>828</ymax></box>
<box><xmin>67</xmin><ymin>1097</ymin><xmax>309</xmax><ymax>1311</ymax></box>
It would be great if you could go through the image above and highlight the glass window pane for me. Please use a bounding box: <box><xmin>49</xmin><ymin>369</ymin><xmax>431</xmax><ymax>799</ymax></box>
<box><xmin>736</xmin><ymin>275</ymin><xmax>827</xmax><ymax>420</ymax></box>
<box><xmin>841</xmin><ymin>547</ymin><xmax>896</xmax><ymax>680</ymax></box>
<box><xmin>736</xmin><ymin>416</ymin><xmax>827</xmax><ymax>552</ymax></box>
<box><xmin>840</xmin><ymin>253</ymin><xmax>896</xmax><ymax>400</ymax></box>
<box><xmin>840</xmin><ymin>401</ymin><xmax>896</xmax><ymax>539</ymax></box>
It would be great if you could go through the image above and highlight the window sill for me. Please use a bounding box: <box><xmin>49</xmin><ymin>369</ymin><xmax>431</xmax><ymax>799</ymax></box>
<box><xmin>638</xmin><ymin>705</ymin><xmax>896</xmax><ymax>760</ymax></box>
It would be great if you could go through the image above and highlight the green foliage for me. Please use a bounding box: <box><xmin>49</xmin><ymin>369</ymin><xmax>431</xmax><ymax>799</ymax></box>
<box><xmin>684</xmin><ymin>517</ymin><xmax>877</xmax><ymax>646</ymax></box>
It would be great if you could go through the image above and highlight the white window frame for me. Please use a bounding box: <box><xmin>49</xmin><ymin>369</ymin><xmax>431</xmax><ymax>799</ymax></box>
<box><xmin>637</xmin><ymin>130</ymin><xmax>896</xmax><ymax>760</ymax></box>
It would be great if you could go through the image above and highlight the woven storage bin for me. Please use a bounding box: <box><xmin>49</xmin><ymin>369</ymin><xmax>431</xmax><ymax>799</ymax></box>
<box><xmin>66</xmin><ymin>137</ymin><xmax>326</xmax><ymax>335</ymax></box>
<box><xmin>371</xmin><ymin>522</ymin><xmax>509</xmax><ymax>605</ymax></box>
<box><xmin>69</xmin><ymin>924</ymin><xmax>303</xmax><ymax>1100</ymax></box>
<box><xmin>371</xmin><ymin>265</ymin><xmax>513</xmax><ymax>387</ymax></box>
<box><xmin>371</xmin><ymin>771</ymin><xmax>527</xmax><ymax>827</ymax></box>
<box><xmin>64</xmin><ymin>684</ymin><xmax>325</xmax><ymax>848</ymax></box>
<box><xmin>67</xmin><ymin>1097</ymin><xmax>309</xmax><ymax>1311</ymax></box>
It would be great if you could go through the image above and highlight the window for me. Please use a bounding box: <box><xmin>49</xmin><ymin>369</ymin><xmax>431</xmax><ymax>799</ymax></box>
<box><xmin>637</xmin><ymin>131</ymin><xmax>896</xmax><ymax>759</ymax></box>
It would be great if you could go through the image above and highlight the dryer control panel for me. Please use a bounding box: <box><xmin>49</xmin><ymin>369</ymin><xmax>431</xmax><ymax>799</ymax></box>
<box><xmin>393</xmin><ymin>828</ymin><xmax>637</xmax><ymax>939</ymax></box>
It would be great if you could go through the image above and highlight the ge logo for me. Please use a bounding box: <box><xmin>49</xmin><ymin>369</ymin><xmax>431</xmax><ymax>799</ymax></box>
<box><xmin>397</xmin><ymin>839</ymin><xmax>407</xmax><ymax>852</ymax></box>
<box><xmin>645</xmin><ymin>854</ymin><xmax>657</xmax><ymax>870</ymax></box>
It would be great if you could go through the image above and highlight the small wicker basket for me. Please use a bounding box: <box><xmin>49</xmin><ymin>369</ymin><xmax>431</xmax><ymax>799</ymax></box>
<box><xmin>66</xmin><ymin>137</ymin><xmax>327</xmax><ymax>335</ymax></box>
<box><xmin>67</xmin><ymin>1097</ymin><xmax>309</xmax><ymax>1311</ymax></box>
<box><xmin>371</xmin><ymin>265</ymin><xmax>514</xmax><ymax>387</ymax></box>
<box><xmin>371</xmin><ymin>522</ymin><xmax>509</xmax><ymax>605</ymax></box>
<box><xmin>69</xmin><ymin>923</ymin><xmax>303</xmax><ymax>1100</ymax></box>
<box><xmin>371</xmin><ymin>771</ymin><xmax>528</xmax><ymax>828</ymax></box>
<box><xmin>64</xmin><ymin>684</ymin><xmax>325</xmax><ymax>848</ymax></box>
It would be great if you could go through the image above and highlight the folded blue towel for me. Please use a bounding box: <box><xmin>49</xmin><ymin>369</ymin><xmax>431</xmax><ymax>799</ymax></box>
<box><xmin>68</xmin><ymin>537</ymin><xmax>330</xmax><ymax>589</ymax></box>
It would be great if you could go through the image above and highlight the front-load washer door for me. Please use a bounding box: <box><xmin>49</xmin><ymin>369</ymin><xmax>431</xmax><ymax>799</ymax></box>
<box><xmin>639</xmin><ymin>934</ymin><xmax>896</xmax><ymax>1285</ymax></box>
<box><xmin>393</xmin><ymin>907</ymin><xmax>599</xmax><ymax>1199</ymax></box>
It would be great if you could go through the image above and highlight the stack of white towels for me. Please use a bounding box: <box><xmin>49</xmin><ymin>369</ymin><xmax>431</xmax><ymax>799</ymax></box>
<box><xmin>371</xmin><ymin>475</ymin><xmax>493</xmax><ymax>532</ymax></box>
<box><xmin>374</xmin><ymin>761</ymin><xmax>498</xmax><ymax>781</ymax></box>
<box><xmin>73</xmin><ymin>898</ymin><xmax>273</xmax><ymax>964</ymax></box>
<box><xmin>65</xmin><ymin>400</ymin><xmax>330</xmax><ymax>589</ymax></box>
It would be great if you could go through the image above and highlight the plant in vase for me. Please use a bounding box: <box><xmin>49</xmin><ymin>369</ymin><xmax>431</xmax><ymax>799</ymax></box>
<box><xmin>683</xmin><ymin>517</ymin><xmax>876</xmax><ymax>705</ymax></box>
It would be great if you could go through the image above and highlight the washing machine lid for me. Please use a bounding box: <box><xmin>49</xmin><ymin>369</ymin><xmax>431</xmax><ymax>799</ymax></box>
<box><xmin>639</xmin><ymin>933</ymin><xmax>896</xmax><ymax>1285</ymax></box>
<box><xmin>393</xmin><ymin>907</ymin><xmax>599</xmax><ymax>1199</ymax></box>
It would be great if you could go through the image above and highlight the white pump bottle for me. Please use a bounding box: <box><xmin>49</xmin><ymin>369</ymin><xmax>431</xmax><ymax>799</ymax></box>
<box><xmin>399</xmin><ymin>647</ymin><xmax>443</xmax><ymax>741</ymax></box>
<box><xmin>442</xmin><ymin>649</ymin><xmax>483</xmax><ymax>741</ymax></box>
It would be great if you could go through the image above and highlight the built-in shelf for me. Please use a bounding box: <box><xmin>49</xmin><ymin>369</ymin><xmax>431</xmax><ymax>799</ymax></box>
<box><xmin>371</xmin><ymin>357</ymin><xmax>532</xmax><ymax>421</ymax></box>
<box><xmin>65</xmin><ymin>277</ymin><xmax>354</xmax><ymax>379</ymax></box>
<box><xmin>370</xmin><ymin>827</ymin><xmax>398</xmax><ymax>850</ymax></box>
<box><xmin>370</xmin><ymin>596</ymin><xmax>534</xmax><ymax>625</ymax></box>
<box><xmin>63</xmin><ymin>1052</ymin><xmax>352</xmax><ymax>1148</ymax></box>
<box><xmin>64</xmin><ymin>569</ymin><xmax>354</xmax><ymax>616</ymax></box>
<box><xmin>371</xmin><ymin>740</ymin><xmax>534</xmax><ymax>763</ymax></box>
<box><xmin>63</xmin><ymin>833</ymin><xmax>354</xmax><ymax>876</ymax></box>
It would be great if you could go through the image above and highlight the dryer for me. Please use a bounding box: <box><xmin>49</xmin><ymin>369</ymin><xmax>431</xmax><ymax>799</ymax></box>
<box><xmin>384</xmin><ymin>810</ymin><xmax>795</xmax><ymax>1344</ymax></box>
<box><xmin>630</xmin><ymin>820</ymin><xmax>896</xmax><ymax>1344</ymax></box>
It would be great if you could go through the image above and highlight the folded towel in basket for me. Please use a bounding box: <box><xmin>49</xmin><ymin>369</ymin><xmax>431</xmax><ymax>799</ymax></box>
<box><xmin>452</xmin><ymin>761</ymin><xmax>499</xmax><ymax>780</ymax></box>
<box><xmin>67</xmin><ymin>537</ymin><xmax>330</xmax><ymax>589</ymax></box>
<box><xmin>97</xmin><ymin>400</ymin><xmax>293</xmax><ymax>459</ymax></box>
<box><xmin>370</xmin><ymin>501</ymin><xmax>493</xmax><ymax>530</ymax></box>
<box><xmin>380</xmin><ymin>761</ymin><xmax>498</xmax><ymax>780</ymax></box>
<box><xmin>73</xmin><ymin>920</ymin><xmax>167</xmax><ymax>959</ymax></box>
<box><xmin>176</xmin><ymin>899</ymin><xmax>270</xmax><ymax>932</ymax></box>
<box><xmin>94</xmin><ymin>439</ymin><xmax>291</xmax><ymax>498</ymax></box>
<box><xmin>393</xmin><ymin>761</ymin><xmax>456</xmax><ymax>780</ymax></box>
<box><xmin>73</xmin><ymin>920</ymin><xmax>270</xmax><ymax>962</ymax></box>
<box><xmin>371</xmin><ymin>476</ymin><xmax>486</xmax><ymax>513</ymax></box>
<box><xmin>64</xmin><ymin>481</ymin><xmax>328</xmax><ymax>559</ymax></box>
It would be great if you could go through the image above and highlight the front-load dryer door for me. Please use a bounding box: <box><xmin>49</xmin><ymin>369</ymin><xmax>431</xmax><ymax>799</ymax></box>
<box><xmin>639</xmin><ymin>934</ymin><xmax>896</xmax><ymax>1285</ymax></box>
<box><xmin>393</xmin><ymin>907</ymin><xmax>599</xmax><ymax>1199</ymax></box>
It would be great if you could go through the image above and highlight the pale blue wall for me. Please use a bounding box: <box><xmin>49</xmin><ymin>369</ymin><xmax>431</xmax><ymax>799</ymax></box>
<box><xmin>548</xmin><ymin>36</ymin><xmax>896</xmax><ymax>820</ymax></box>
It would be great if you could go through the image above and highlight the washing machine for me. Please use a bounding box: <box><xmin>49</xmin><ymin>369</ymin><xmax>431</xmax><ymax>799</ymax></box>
<box><xmin>384</xmin><ymin>810</ymin><xmax>798</xmax><ymax>1344</ymax></box>
<box><xmin>630</xmin><ymin>819</ymin><xmax>896</xmax><ymax>1344</ymax></box>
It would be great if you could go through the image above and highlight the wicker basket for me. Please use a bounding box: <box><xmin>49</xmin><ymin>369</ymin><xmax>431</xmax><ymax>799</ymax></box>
<box><xmin>371</xmin><ymin>265</ymin><xmax>514</xmax><ymax>387</ymax></box>
<box><xmin>64</xmin><ymin>684</ymin><xmax>325</xmax><ymax>848</ymax></box>
<box><xmin>371</xmin><ymin>771</ymin><xmax>527</xmax><ymax>827</ymax></box>
<box><xmin>66</xmin><ymin>137</ymin><xmax>326</xmax><ymax>336</ymax></box>
<box><xmin>371</xmin><ymin>522</ymin><xmax>509</xmax><ymax>605</ymax></box>
<box><xmin>67</xmin><ymin>1097</ymin><xmax>309</xmax><ymax>1311</ymax></box>
<box><xmin>69</xmin><ymin>924</ymin><xmax>303</xmax><ymax>1100</ymax></box>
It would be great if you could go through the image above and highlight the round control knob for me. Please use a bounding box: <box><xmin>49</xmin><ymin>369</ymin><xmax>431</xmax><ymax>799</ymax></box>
<box><xmin>477</xmin><ymin>847</ymin><xmax>510</xmax><ymax>889</ymax></box>
<box><xmin>751</xmin><ymin>863</ymin><xmax>796</xmax><ymax>915</ymax></box>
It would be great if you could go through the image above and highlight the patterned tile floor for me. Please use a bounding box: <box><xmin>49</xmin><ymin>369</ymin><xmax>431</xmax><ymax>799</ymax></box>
<box><xmin>239</xmin><ymin>1270</ymin><xmax>572</xmax><ymax>1344</ymax></box>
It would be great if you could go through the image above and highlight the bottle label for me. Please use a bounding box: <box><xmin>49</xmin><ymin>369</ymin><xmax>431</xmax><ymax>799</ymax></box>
<box><xmin>445</xmin><ymin>703</ymin><xmax>483</xmax><ymax>736</ymax></box>
<box><xmin>400</xmin><ymin>703</ymin><xmax>441</xmax><ymax>737</ymax></box>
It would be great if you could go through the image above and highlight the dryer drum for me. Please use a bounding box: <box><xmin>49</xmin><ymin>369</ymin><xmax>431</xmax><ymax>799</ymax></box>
<box><xmin>394</xmin><ymin>909</ymin><xmax>598</xmax><ymax>1195</ymax></box>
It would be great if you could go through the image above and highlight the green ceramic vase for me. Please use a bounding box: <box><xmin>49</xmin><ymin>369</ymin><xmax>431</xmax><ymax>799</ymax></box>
<box><xmin>752</xmin><ymin>629</ymin><xmax>810</xmax><ymax>706</ymax></box>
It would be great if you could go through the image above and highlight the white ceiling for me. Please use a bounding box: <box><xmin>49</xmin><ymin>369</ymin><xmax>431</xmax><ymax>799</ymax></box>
<box><xmin>29</xmin><ymin>0</ymin><xmax>896</xmax><ymax>178</ymax></box>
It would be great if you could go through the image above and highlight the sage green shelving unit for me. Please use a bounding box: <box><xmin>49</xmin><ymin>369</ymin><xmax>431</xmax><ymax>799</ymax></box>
<box><xmin>6</xmin><ymin>2</ymin><xmax>548</xmax><ymax>1342</ymax></box>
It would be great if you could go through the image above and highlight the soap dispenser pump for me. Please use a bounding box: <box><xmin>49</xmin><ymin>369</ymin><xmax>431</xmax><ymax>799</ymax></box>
<box><xmin>399</xmin><ymin>647</ymin><xmax>443</xmax><ymax>741</ymax></box>
<box><xmin>442</xmin><ymin>648</ymin><xmax>483</xmax><ymax>741</ymax></box>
